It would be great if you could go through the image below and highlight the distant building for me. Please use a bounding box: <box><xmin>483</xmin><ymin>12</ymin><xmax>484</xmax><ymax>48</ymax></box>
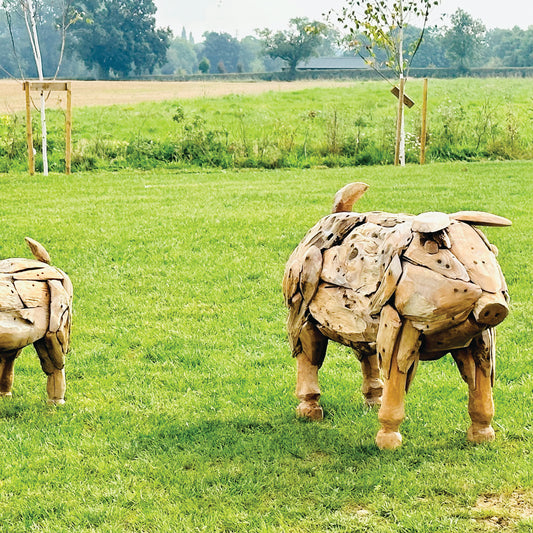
<box><xmin>296</xmin><ymin>56</ymin><xmax>369</xmax><ymax>71</ymax></box>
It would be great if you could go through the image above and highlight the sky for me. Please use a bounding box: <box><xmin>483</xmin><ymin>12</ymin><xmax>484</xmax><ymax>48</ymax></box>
<box><xmin>153</xmin><ymin>0</ymin><xmax>533</xmax><ymax>41</ymax></box>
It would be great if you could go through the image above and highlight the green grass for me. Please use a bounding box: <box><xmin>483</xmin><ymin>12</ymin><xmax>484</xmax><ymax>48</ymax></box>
<box><xmin>0</xmin><ymin>161</ymin><xmax>532</xmax><ymax>531</ymax></box>
<box><xmin>2</xmin><ymin>78</ymin><xmax>533</xmax><ymax>172</ymax></box>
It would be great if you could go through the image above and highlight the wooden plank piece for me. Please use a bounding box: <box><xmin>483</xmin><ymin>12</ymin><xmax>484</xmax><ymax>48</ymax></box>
<box><xmin>450</xmin><ymin>211</ymin><xmax>511</xmax><ymax>227</ymax></box>
<box><xmin>376</xmin><ymin>304</ymin><xmax>402</xmax><ymax>380</ymax></box>
<box><xmin>394</xmin><ymin>262</ymin><xmax>482</xmax><ymax>325</ymax></box>
<box><xmin>309</xmin><ymin>284</ymin><xmax>378</xmax><ymax>344</ymax></box>
<box><xmin>0</xmin><ymin>280</ymin><xmax>24</xmax><ymax>311</ymax></box>
<box><xmin>404</xmin><ymin>233</ymin><xmax>469</xmax><ymax>281</ymax></box>
<box><xmin>412</xmin><ymin>212</ymin><xmax>450</xmax><ymax>233</ymax></box>
<box><xmin>369</xmin><ymin>254</ymin><xmax>402</xmax><ymax>315</ymax></box>
<box><xmin>13</xmin><ymin>266</ymin><xmax>64</xmax><ymax>281</ymax></box>
<box><xmin>396</xmin><ymin>320</ymin><xmax>421</xmax><ymax>374</ymax></box>
<box><xmin>448</xmin><ymin>221</ymin><xmax>503</xmax><ymax>293</ymax></box>
<box><xmin>14</xmin><ymin>280</ymin><xmax>50</xmax><ymax>308</ymax></box>
<box><xmin>48</xmin><ymin>279</ymin><xmax>70</xmax><ymax>333</ymax></box>
<box><xmin>282</xmin><ymin>258</ymin><xmax>302</xmax><ymax>306</ymax></box>
<box><xmin>0</xmin><ymin>258</ymin><xmax>46</xmax><ymax>273</ymax></box>
<box><xmin>27</xmin><ymin>81</ymin><xmax>69</xmax><ymax>92</ymax></box>
<box><xmin>423</xmin><ymin>317</ymin><xmax>484</xmax><ymax>353</ymax></box>
<box><xmin>300</xmin><ymin>246</ymin><xmax>323</xmax><ymax>303</ymax></box>
<box><xmin>44</xmin><ymin>331</ymin><xmax>65</xmax><ymax>368</ymax></box>
<box><xmin>0</xmin><ymin>312</ymin><xmax>47</xmax><ymax>350</ymax></box>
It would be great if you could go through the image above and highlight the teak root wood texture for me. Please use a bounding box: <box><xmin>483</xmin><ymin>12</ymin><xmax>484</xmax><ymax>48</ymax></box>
<box><xmin>283</xmin><ymin>182</ymin><xmax>511</xmax><ymax>449</ymax></box>
<box><xmin>0</xmin><ymin>238</ymin><xmax>72</xmax><ymax>404</ymax></box>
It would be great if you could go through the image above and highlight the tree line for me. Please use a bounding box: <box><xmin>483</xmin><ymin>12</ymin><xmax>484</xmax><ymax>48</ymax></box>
<box><xmin>0</xmin><ymin>1</ymin><xmax>532</xmax><ymax>80</ymax></box>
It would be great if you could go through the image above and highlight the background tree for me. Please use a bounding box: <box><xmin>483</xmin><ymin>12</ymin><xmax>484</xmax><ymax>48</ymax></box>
<box><xmin>198</xmin><ymin>56</ymin><xmax>210</xmax><ymax>74</ymax></box>
<box><xmin>70</xmin><ymin>0</ymin><xmax>170</xmax><ymax>78</ymax></box>
<box><xmin>200</xmin><ymin>31</ymin><xmax>241</xmax><ymax>73</ymax></box>
<box><xmin>239</xmin><ymin>35</ymin><xmax>266</xmax><ymax>72</ymax></box>
<box><xmin>406</xmin><ymin>25</ymin><xmax>448</xmax><ymax>67</ymax></box>
<box><xmin>333</xmin><ymin>0</ymin><xmax>440</xmax><ymax>165</ymax></box>
<box><xmin>485</xmin><ymin>27</ymin><xmax>533</xmax><ymax>67</ymax></box>
<box><xmin>443</xmin><ymin>8</ymin><xmax>486</xmax><ymax>71</ymax></box>
<box><xmin>160</xmin><ymin>34</ymin><xmax>198</xmax><ymax>75</ymax></box>
<box><xmin>257</xmin><ymin>17</ymin><xmax>327</xmax><ymax>76</ymax></box>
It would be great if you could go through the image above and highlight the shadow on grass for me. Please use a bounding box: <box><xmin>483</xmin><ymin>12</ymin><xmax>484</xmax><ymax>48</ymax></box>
<box><xmin>131</xmin><ymin>414</ymin><xmax>382</xmax><ymax>465</ymax></box>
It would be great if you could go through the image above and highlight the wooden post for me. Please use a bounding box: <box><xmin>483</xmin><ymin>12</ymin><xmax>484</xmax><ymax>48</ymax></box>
<box><xmin>65</xmin><ymin>82</ymin><xmax>72</xmax><ymax>175</ymax></box>
<box><xmin>24</xmin><ymin>81</ymin><xmax>35</xmax><ymax>176</ymax></box>
<box><xmin>394</xmin><ymin>77</ymin><xmax>405</xmax><ymax>166</ymax></box>
<box><xmin>420</xmin><ymin>78</ymin><xmax>428</xmax><ymax>165</ymax></box>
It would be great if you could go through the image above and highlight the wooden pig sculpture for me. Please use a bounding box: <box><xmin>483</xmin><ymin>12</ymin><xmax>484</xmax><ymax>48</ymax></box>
<box><xmin>283</xmin><ymin>183</ymin><xmax>510</xmax><ymax>449</ymax></box>
<box><xmin>0</xmin><ymin>238</ymin><xmax>72</xmax><ymax>404</ymax></box>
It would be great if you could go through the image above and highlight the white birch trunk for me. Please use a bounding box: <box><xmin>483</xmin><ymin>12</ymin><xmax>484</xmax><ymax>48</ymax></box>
<box><xmin>398</xmin><ymin>10</ymin><xmax>406</xmax><ymax>167</ymax></box>
<box><xmin>23</xmin><ymin>0</ymin><xmax>48</xmax><ymax>175</ymax></box>
<box><xmin>399</xmin><ymin>79</ymin><xmax>405</xmax><ymax>167</ymax></box>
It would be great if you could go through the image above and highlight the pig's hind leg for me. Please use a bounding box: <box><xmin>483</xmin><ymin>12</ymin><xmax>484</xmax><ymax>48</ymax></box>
<box><xmin>0</xmin><ymin>350</ymin><xmax>21</xmax><ymax>397</ymax></box>
<box><xmin>295</xmin><ymin>321</ymin><xmax>328</xmax><ymax>421</ymax></box>
<box><xmin>360</xmin><ymin>352</ymin><xmax>383</xmax><ymax>407</ymax></box>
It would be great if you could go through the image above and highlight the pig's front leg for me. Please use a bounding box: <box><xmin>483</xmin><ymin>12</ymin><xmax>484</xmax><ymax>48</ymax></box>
<box><xmin>376</xmin><ymin>320</ymin><xmax>420</xmax><ymax>449</ymax></box>
<box><xmin>452</xmin><ymin>329</ymin><xmax>495</xmax><ymax>443</ymax></box>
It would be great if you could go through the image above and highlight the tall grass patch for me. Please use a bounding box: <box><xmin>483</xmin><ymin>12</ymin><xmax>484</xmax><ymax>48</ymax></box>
<box><xmin>2</xmin><ymin>79</ymin><xmax>533</xmax><ymax>172</ymax></box>
<box><xmin>0</xmin><ymin>161</ymin><xmax>531</xmax><ymax>531</ymax></box>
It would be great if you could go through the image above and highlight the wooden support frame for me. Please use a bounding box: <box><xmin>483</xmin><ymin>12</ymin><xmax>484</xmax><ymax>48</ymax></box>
<box><xmin>23</xmin><ymin>81</ymin><xmax>72</xmax><ymax>175</ymax></box>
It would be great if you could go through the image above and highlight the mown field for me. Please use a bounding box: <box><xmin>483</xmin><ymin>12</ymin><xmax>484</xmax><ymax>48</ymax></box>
<box><xmin>1</xmin><ymin>78</ymin><xmax>533</xmax><ymax>172</ymax></box>
<box><xmin>0</xmin><ymin>161</ymin><xmax>531</xmax><ymax>532</ymax></box>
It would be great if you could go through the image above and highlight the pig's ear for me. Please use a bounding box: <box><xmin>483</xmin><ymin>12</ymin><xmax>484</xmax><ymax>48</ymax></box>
<box><xmin>332</xmin><ymin>182</ymin><xmax>369</xmax><ymax>213</ymax></box>
<box><xmin>450</xmin><ymin>211</ymin><xmax>511</xmax><ymax>227</ymax></box>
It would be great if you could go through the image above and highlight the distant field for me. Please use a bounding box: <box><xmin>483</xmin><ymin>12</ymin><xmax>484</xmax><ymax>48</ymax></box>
<box><xmin>0</xmin><ymin>79</ymin><xmax>354</xmax><ymax>113</ymax></box>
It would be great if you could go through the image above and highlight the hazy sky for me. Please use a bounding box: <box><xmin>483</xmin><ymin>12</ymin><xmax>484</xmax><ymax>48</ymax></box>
<box><xmin>153</xmin><ymin>0</ymin><xmax>533</xmax><ymax>40</ymax></box>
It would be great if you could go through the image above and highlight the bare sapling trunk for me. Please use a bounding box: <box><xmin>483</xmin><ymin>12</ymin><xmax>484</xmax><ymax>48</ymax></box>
<box><xmin>397</xmin><ymin>20</ymin><xmax>406</xmax><ymax>167</ymax></box>
<box><xmin>399</xmin><ymin>76</ymin><xmax>405</xmax><ymax>166</ymax></box>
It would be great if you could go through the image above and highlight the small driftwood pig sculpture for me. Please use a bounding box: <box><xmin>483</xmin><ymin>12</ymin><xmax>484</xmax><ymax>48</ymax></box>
<box><xmin>283</xmin><ymin>183</ymin><xmax>510</xmax><ymax>449</ymax></box>
<box><xmin>0</xmin><ymin>238</ymin><xmax>72</xmax><ymax>404</ymax></box>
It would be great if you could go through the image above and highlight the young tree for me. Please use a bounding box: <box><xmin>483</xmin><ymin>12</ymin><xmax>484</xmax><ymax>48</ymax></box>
<box><xmin>257</xmin><ymin>18</ymin><xmax>327</xmax><ymax>76</ymax></box>
<box><xmin>443</xmin><ymin>8</ymin><xmax>486</xmax><ymax>71</ymax></box>
<box><xmin>2</xmin><ymin>0</ymin><xmax>79</xmax><ymax>174</ymax></box>
<box><xmin>333</xmin><ymin>0</ymin><xmax>440</xmax><ymax>165</ymax></box>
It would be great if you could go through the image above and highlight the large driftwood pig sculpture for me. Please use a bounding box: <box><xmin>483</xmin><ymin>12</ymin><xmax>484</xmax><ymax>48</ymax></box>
<box><xmin>0</xmin><ymin>238</ymin><xmax>72</xmax><ymax>404</ymax></box>
<box><xmin>283</xmin><ymin>183</ymin><xmax>510</xmax><ymax>449</ymax></box>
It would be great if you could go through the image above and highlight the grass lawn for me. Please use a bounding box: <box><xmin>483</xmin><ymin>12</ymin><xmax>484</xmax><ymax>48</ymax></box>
<box><xmin>0</xmin><ymin>160</ymin><xmax>531</xmax><ymax>532</ymax></box>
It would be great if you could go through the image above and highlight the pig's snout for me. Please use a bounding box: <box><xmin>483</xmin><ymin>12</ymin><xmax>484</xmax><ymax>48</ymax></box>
<box><xmin>473</xmin><ymin>292</ymin><xmax>509</xmax><ymax>326</ymax></box>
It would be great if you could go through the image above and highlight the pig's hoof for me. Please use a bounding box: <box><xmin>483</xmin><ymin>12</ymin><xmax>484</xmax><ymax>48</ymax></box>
<box><xmin>467</xmin><ymin>424</ymin><xmax>495</xmax><ymax>444</ymax></box>
<box><xmin>47</xmin><ymin>398</ymin><xmax>65</xmax><ymax>406</ymax></box>
<box><xmin>364</xmin><ymin>395</ymin><xmax>382</xmax><ymax>408</ymax></box>
<box><xmin>376</xmin><ymin>429</ymin><xmax>402</xmax><ymax>450</ymax></box>
<box><xmin>296</xmin><ymin>401</ymin><xmax>323</xmax><ymax>421</ymax></box>
<box><xmin>363</xmin><ymin>379</ymin><xmax>383</xmax><ymax>408</ymax></box>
